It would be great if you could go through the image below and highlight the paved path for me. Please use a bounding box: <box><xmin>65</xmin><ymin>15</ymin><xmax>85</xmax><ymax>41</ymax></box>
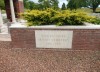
<box><xmin>0</xmin><ymin>34</ymin><xmax>11</xmax><ymax>41</ymax></box>
<box><xmin>0</xmin><ymin>20</ymin><xmax>26</xmax><ymax>41</ymax></box>
<box><xmin>0</xmin><ymin>25</ymin><xmax>9</xmax><ymax>34</ymax></box>
<box><xmin>0</xmin><ymin>22</ymin><xmax>11</xmax><ymax>41</ymax></box>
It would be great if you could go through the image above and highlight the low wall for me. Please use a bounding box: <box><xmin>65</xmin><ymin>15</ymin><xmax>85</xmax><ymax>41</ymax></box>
<box><xmin>10</xmin><ymin>26</ymin><xmax>100</xmax><ymax>50</ymax></box>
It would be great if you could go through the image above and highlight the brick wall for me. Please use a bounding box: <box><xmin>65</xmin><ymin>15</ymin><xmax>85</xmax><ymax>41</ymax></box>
<box><xmin>10</xmin><ymin>28</ymin><xmax>100</xmax><ymax>50</ymax></box>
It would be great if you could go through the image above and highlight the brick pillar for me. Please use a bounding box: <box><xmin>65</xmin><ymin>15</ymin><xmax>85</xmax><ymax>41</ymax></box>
<box><xmin>13</xmin><ymin>0</ymin><xmax>24</xmax><ymax>18</ymax></box>
<box><xmin>4</xmin><ymin>0</ymin><xmax>11</xmax><ymax>21</ymax></box>
<box><xmin>4</xmin><ymin>0</ymin><xmax>24</xmax><ymax>22</ymax></box>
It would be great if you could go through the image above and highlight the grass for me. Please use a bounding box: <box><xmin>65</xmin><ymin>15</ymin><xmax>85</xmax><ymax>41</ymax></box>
<box><xmin>95</xmin><ymin>7</ymin><xmax>100</xmax><ymax>13</ymax></box>
<box><xmin>80</xmin><ymin>7</ymin><xmax>100</xmax><ymax>13</ymax></box>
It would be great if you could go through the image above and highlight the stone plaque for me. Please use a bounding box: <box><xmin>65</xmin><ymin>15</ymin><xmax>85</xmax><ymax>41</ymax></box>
<box><xmin>35</xmin><ymin>30</ymin><xmax>73</xmax><ymax>48</ymax></box>
<box><xmin>19</xmin><ymin>0</ymin><xmax>23</xmax><ymax>1</ymax></box>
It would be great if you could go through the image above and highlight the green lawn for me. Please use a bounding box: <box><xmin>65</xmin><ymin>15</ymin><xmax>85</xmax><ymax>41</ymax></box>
<box><xmin>81</xmin><ymin>8</ymin><xmax>100</xmax><ymax>13</ymax></box>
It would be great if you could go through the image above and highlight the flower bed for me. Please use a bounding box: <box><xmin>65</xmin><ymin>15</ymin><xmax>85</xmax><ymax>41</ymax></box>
<box><xmin>22</xmin><ymin>9</ymin><xmax>100</xmax><ymax>26</ymax></box>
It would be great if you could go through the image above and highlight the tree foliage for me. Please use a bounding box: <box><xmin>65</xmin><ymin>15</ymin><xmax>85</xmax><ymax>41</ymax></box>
<box><xmin>88</xmin><ymin>0</ymin><xmax>100</xmax><ymax>12</ymax></box>
<box><xmin>0</xmin><ymin>0</ymin><xmax>5</xmax><ymax>9</ymax></box>
<box><xmin>24</xmin><ymin>0</ymin><xmax>59</xmax><ymax>10</ymax></box>
<box><xmin>38</xmin><ymin>0</ymin><xmax>51</xmax><ymax>9</ymax></box>
<box><xmin>38</xmin><ymin>0</ymin><xmax>59</xmax><ymax>10</ymax></box>
<box><xmin>67</xmin><ymin>0</ymin><xmax>100</xmax><ymax>12</ymax></box>
<box><xmin>67</xmin><ymin>0</ymin><xmax>87</xmax><ymax>9</ymax></box>
<box><xmin>23</xmin><ymin>0</ymin><xmax>30</xmax><ymax>9</ymax></box>
<box><xmin>50</xmin><ymin>0</ymin><xmax>59</xmax><ymax>9</ymax></box>
<box><xmin>61</xmin><ymin>3</ymin><xmax>66</xmax><ymax>10</ymax></box>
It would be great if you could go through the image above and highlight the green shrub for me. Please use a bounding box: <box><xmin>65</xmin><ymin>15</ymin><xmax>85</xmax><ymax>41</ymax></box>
<box><xmin>86</xmin><ymin>18</ymin><xmax>100</xmax><ymax>25</ymax></box>
<box><xmin>95</xmin><ymin>18</ymin><xmax>100</xmax><ymax>25</ymax></box>
<box><xmin>22</xmin><ymin>8</ymin><xmax>100</xmax><ymax>26</ymax></box>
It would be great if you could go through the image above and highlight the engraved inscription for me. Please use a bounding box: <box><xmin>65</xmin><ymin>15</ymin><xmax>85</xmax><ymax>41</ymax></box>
<box><xmin>35</xmin><ymin>30</ymin><xmax>73</xmax><ymax>48</ymax></box>
<box><xmin>19</xmin><ymin>0</ymin><xmax>23</xmax><ymax>1</ymax></box>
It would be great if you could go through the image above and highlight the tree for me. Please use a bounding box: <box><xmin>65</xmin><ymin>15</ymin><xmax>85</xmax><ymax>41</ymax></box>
<box><xmin>67</xmin><ymin>0</ymin><xmax>100</xmax><ymax>12</ymax></box>
<box><xmin>38</xmin><ymin>0</ymin><xmax>59</xmax><ymax>10</ymax></box>
<box><xmin>67</xmin><ymin>0</ymin><xmax>87</xmax><ymax>10</ymax></box>
<box><xmin>23</xmin><ymin>0</ymin><xmax>30</xmax><ymax>9</ymax></box>
<box><xmin>23</xmin><ymin>0</ymin><xmax>39</xmax><ymax>10</ymax></box>
<box><xmin>38</xmin><ymin>0</ymin><xmax>51</xmax><ymax>9</ymax></box>
<box><xmin>28</xmin><ymin>1</ymin><xmax>39</xmax><ymax>10</ymax></box>
<box><xmin>61</xmin><ymin>3</ymin><xmax>66</xmax><ymax>10</ymax></box>
<box><xmin>51</xmin><ymin>0</ymin><xmax>59</xmax><ymax>9</ymax></box>
<box><xmin>0</xmin><ymin>0</ymin><xmax>5</xmax><ymax>9</ymax></box>
<box><xmin>88</xmin><ymin>0</ymin><xmax>100</xmax><ymax>12</ymax></box>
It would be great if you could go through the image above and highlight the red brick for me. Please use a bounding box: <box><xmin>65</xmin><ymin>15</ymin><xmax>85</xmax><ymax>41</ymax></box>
<box><xmin>10</xmin><ymin>28</ymin><xmax>100</xmax><ymax>50</ymax></box>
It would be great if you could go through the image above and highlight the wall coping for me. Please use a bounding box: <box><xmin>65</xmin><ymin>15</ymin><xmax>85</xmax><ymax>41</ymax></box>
<box><xmin>10</xmin><ymin>23</ymin><xmax>100</xmax><ymax>29</ymax></box>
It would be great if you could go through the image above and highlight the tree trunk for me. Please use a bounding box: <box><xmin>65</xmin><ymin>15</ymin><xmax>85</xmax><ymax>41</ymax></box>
<box><xmin>92</xmin><ymin>3</ymin><xmax>99</xmax><ymax>13</ymax></box>
<box><xmin>93</xmin><ymin>8</ymin><xmax>96</xmax><ymax>13</ymax></box>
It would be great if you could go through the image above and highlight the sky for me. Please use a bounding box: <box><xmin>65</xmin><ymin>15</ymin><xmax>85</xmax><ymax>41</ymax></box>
<box><xmin>31</xmin><ymin>0</ymin><xmax>68</xmax><ymax>8</ymax></box>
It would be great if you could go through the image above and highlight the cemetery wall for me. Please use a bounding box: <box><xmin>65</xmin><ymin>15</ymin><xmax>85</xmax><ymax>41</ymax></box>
<box><xmin>10</xmin><ymin>27</ymin><xmax>100</xmax><ymax>50</ymax></box>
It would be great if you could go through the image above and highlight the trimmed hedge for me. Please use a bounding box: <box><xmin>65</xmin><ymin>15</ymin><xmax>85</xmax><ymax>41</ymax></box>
<box><xmin>22</xmin><ymin>8</ymin><xmax>100</xmax><ymax>26</ymax></box>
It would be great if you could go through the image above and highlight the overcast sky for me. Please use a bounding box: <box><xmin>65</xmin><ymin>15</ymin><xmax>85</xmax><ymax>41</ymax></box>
<box><xmin>31</xmin><ymin>0</ymin><xmax>68</xmax><ymax>8</ymax></box>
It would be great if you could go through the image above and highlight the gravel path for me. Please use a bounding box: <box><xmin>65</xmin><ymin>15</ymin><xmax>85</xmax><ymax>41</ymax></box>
<box><xmin>0</xmin><ymin>44</ymin><xmax>100</xmax><ymax>72</ymax></box>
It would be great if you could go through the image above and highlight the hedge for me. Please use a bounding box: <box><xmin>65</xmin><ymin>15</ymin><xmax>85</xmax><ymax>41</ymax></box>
<box><xmin>21</xmin><ymin>8</ymin><xmax>100</xmax><ymax>26</ymax></box>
